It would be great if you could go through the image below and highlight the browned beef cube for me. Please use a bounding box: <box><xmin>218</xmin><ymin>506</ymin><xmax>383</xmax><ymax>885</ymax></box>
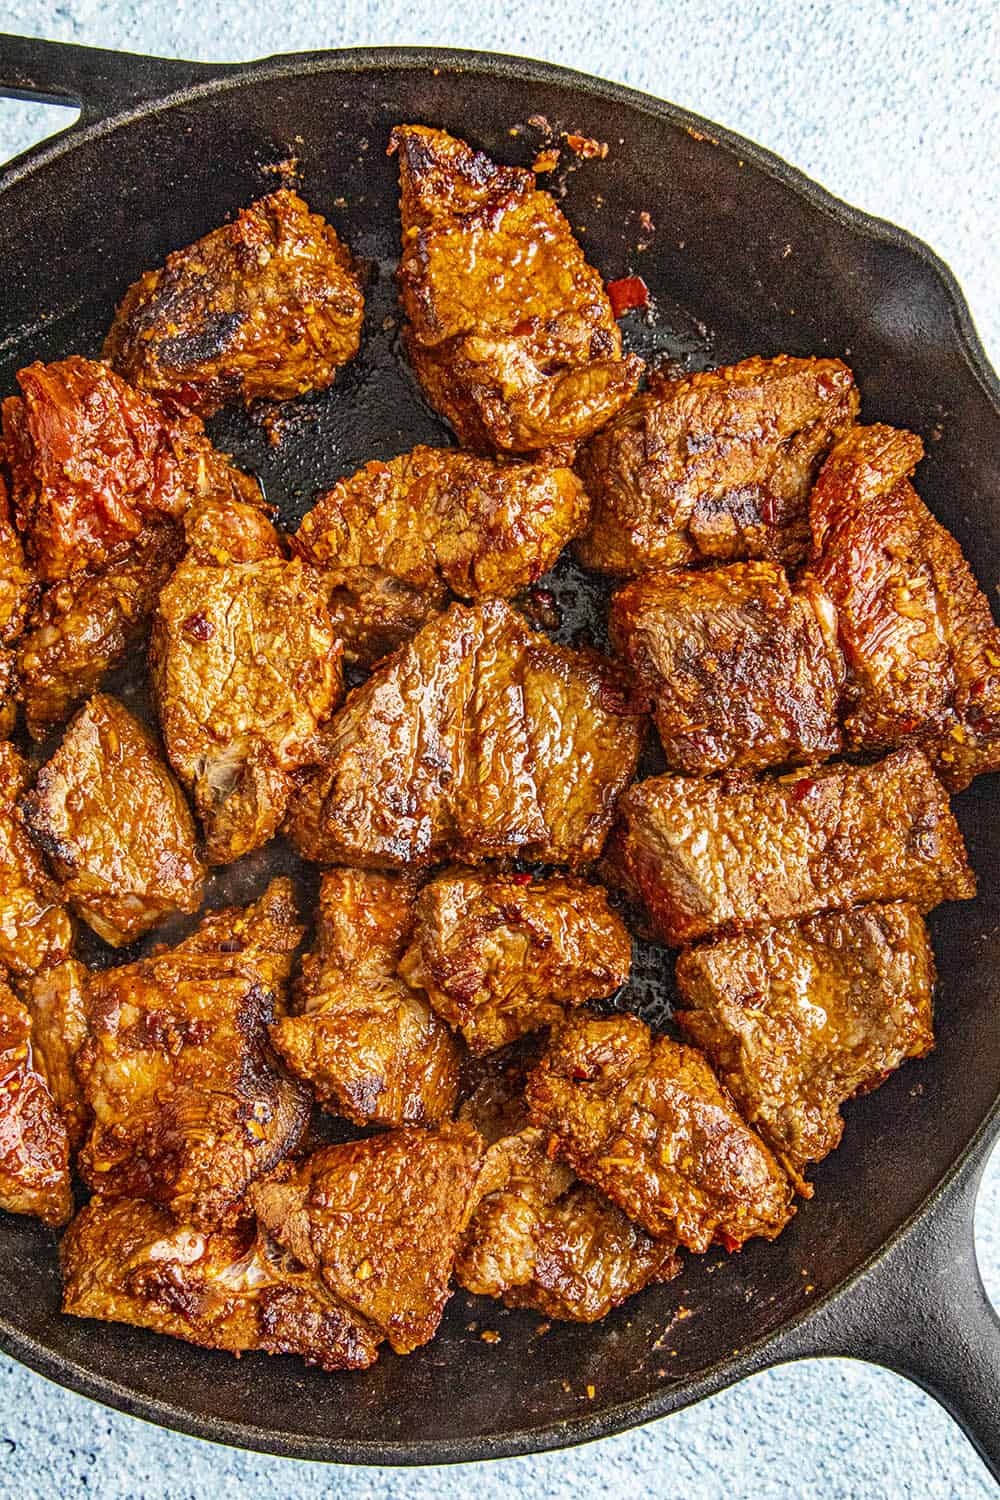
<box><xmin>21</xmin><ymin>957</ymin><xmax>90</xmax><ymax>1149</ymax></box>
<box><xmin>0</xmin><ymin>973</ymin><xmax>72</xmax><ymax>1226</ymax></box>
<box><xmin>0</xmin><ymin>744</ymin><xmax>73</xmax><ymax>978</ymax></box>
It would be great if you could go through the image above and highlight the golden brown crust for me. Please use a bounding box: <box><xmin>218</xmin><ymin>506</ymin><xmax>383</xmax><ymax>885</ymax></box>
<box><xmin>0</xmin><ymin>973</ymin><xmax>72</xmax><ymax>1225</ymax></box>
<box><xmin>675</xmin><ymin>902</ymin><xmax>935</xmax><ymax>1192</ymax></box>
<box><xmin>399</xmin><ymin>869</ymin><xmax>632</xmax><ymax>1055</ymax></box>
<box><xmin>0</xmin><ymin>743</ymin><xmax>73</xmax><ymax>978</ymax></box>
<box><xmin>104</xmin><ymin>190</ymin><xmax>364</xmax><ymax>416</ymax></box>
<box><xmin>0</xmin><ymin>473</ymin><xmax>38</xmax><ymax>647</ymax></box>
<box><xmin>21</xmin><ymin>957</ymin><xmax>90</xmax><ymax>1149</ymax></box>
<box><xmin>575</xmin><ymin>355</ymin><xmax>858</xmax><ymax>576</ymax></box>
<box><xmin>391</xmin><ymin>126</ymin><xmax>642</xmax><ymax>452</ymax></box>
<box><xmin>22</xmin><ymin>694</ymin><xmax>205</xmax><ymax>946</ymax></box>
<box><xmin>270</xmin><ymin>867</ymin><xmax>462</xmax><ymax>1127</ymax></box>
<box><xmin>287</xmin><ymin>599</ymin><xmax>644</xmax><ymax>869</ymax></box>
<box><xmin>605</xmin><ymin>748</ymin><xmax>976</xmax><ymax>947</ymax></box>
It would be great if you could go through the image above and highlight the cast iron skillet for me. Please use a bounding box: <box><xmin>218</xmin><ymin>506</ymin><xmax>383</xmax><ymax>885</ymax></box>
<box><xmin>1</xmin><ymin>31</ymin><xmax>999</xmax><ymax>1475</ymax></box>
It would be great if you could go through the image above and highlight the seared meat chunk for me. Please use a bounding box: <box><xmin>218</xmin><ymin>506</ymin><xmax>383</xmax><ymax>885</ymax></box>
<box><xmin>294</xmin><ymin>446</ymin><xmax>589</xmax><ymax>665</ymax></box>
<box><xmin>152</xmin><ymin>512</ymin><xmax>343</xmax><ymax>863</ymax></box>
<box><xmin>610</xmin><ymin>562</ymin><xmax>843</xmax><ymax>774</ymax></box>
<box><xmin>271</xmin><ymin>868</ymin><xmax>461</xmax><ymax>1127</ymax></box>
<box><xmin>0</xmin><ymin>743</ymin><xmax>73</xmax><ymax>977</ymax></box>
<box><xmin>288</xmin><ymin>599</ymin><xmax>643</xmax><ymax>869</ymax></box>
<box><xmin>0</xmin><ymin>474</ymin><xmax>37</xmax><ymax>645</ymax></box>
<box><xmin>22</xmin><ymin>695</ymin><xmax>205</xmax><ymax>946</ymax></box>
<box><xmin>391</xmin><ymin>125</ymin><xmax>642</xmax><ymax>452</ymax></box>
<box><xmin>575</xmin><ymin>355</ymin><xmax>858</xmax><ymax>576</ymax></box>
<box><xmin>0</xmin><ymin>650</ymin><xmax>16</xmax><ymax>740</ymax></box>
<box><xmin>61</xmin><ymin>1197</ymin><xmax>380</xmax><ymax>1370</ymax></box>
<box><xmin>0</xmin><ymin>973</ymin><xmax>72</xmax><ymax>1225</ymax></box>
<box><xmin>399</xmin><ymin>870</ymin><xmax>632</xmax><ymax>1054</ymax></box>
<box><xmin>76</xmin><ymin>879</ymin><xmax>309</xmax><ymax>1228</ymax></box>
<box><xmin>21</xmin><ymin>958</ymin><xmax>89</xmax><ymax>1148</ymax></box>
<box><xmin>17</xmin><ymin>523</ymin><xmax>184</xmax><ymax>740</ymax></box>
<box><xmin>806</xmin><ymin>423</ymin><xmax>1000</xmax><ymax>790</ymax></box>
<box><xmin>606</xmin><ymin>747</ymin><xmax>975</xmax><ymax>947</ymax></box>
<box><xmin>105</xmin><ymin>189</ymin><xmax>364</xmax><ymax>417</ymax></box>
<box><xmin>1</xmin><ymin>357</ymin><xmax>262</xmax><ymax>580</ymax></box>
<box><xmin>525</xmin><ymin>1012</ymin><xmax>794</xmax><ymax>1251</ymax></box>
<box><xmin>253</xmin><ymin>1121</ymin><xmax>483</xmax><ymax>1354</ymax></box>
<box><xmin>675</xmin><ymin>902</ymin><xmax>934</xmax><ymax>1193</ymax></box>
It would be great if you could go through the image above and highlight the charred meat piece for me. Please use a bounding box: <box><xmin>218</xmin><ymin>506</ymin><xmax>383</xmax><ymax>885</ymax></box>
<box><xmin>76</xmin><ymin>879</ymin><xmax>310</xmax><ymax>1228</ymax></box>
<box><xmin>525</xmin><ymin>1012</ymin><xmax>794</xmax><ymax>1252</ymax></box>
<box><xmin>288</xmin><ymin>599</ymin><xmax>644</xmax><ymax>869</ymax></box>
<box><xmin>22</xmin><ymin>694</ymin><xmax>205</xmax><ymax>946</ymax></box>
<box><xmin>152</xmin><ymin>511</ymin><xmax>343</xmax><ymax>864</ymax></box>
<box><xmin>610</xmin><ymin>562</ymin><xmax>844</xmax><ymax>774</ymax></box>
<box><xmin>391</xmin><ymin>125</ymin><xmax>643</xmax><ymax>452</ymax></box>
<box><xmin>0</xmin><ymin>743</ymin><xmax>73</xmax><ymax>977</ymax></box>
<box><xmin>293</xmin><ymin>446</ymin><xmax>589</xmax><ymax>665</ymax></box>
<box><xmin>0</xmin><ymin>972</ymin><xmax>73</xmax><ymax>1225</ymax></box>
<box><xmin>61</xmin><ymin>1197</ymin><xmax>380</xmax><ymax>1370</ymax></box>
<box><xmin>21</xmin><ymin>957</ymin><xmax>89</xmax><ymax>1149</ymax></box>
<box><xmin>1</xmin><ymin>357</ymin><xmax>263</xmax><ymax>580</ymax></box>
<box><xmin>252</xmin><ymin>1121</ymin><xmax>483</xmax><ymax>1355</ymax></box>
<box><xmin>17</xmin><ymin>523</ymin><xmax>184</xmax><ymax>740</ymax></box>
<box><xmin>399</xmin><ymin>869</ymin><xmax>632</xmax><ymax>1055</ymax></box>
<box><xmin>605</xmin><ymin>747</ymin><xmax>975</xmax><ymax>948</ymax></box>
<box><xmin>575</xmin><ymin>355</ymin><xmax>858</xmax><ymax>576</ymax></box>
<box><xmin>271</xmin><ymin>868</ymin><xmax>462</xmax><ymax>1127</ymax></box>
<box><xmin>675</xmin><ymin>902</ymin><xmax>934</xmax><ymax>1193</ymax></box>
<box><xmin>105</xmin><ymin>190</ymin><xmax>364</xmax><ymax>417</ymax></box>
<box><xmin>805</xmin><ymin>423</ymin><xmax>1000</xmax><ymax>790</ymax></box>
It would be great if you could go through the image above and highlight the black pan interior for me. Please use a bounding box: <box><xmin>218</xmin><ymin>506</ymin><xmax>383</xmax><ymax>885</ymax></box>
<box><xmin>0</xmin><ymin>53</ymin><xmax>999</xmax><ymax>1461</ymax></box>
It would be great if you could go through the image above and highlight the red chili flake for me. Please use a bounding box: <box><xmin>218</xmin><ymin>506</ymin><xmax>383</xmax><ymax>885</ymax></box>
<box><xmin>509</xmin><ymin>872</ymin><xmax>533</xmax><ymax>886</ymax></box>
<box><xmin>182</xmin><ymin>612</ymin><xmax>215</xmax><ymax>642</ymax></box>
<box><xmin>607</xmin><ymin>276</ymin><xmax>649</xmax><ymax>318</ymax></box>
<box><xmin>791</xmin><ymin>777</ymin><xmax>816</xmax><ymax>802</ymax></box>
<box><xmin>971</xmin><ymin>678</ymin><xmax>987</xmax><ymax>697</ymax></box>
<box><xmin>718</xmin><ymin>1232</ymin><xmax>742</xmax><ymax>1254</ymax></box>
<box><xmin>758</xmin><ymin>493</ymin><xmax>778</xmax><ymax>526</ymax></box>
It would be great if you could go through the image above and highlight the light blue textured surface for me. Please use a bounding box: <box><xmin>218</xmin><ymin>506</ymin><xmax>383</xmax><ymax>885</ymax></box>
<box><xmin>0</xmin><ymin>4</ymin><xmax>998</xmax><ymax>1497</ymax></box>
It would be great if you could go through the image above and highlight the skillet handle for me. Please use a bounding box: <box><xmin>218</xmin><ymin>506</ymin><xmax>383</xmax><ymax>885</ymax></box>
<box><xmin>0</xmin><ymin>33</ymin><xmax>226</xmax><ymax>125</ymax></box>
<box><xmin>775</xmin><ymin>1134</ymin><xmax>1000</xmax><ymax>1483</ymax></box>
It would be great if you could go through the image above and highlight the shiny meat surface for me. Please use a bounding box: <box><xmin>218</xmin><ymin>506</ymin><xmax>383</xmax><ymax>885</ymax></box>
<box><xmin>61</xmin><ymin>1197</ymin><xmax>380</xmax><ymax>1370</ymax></box>
<box><xmin>0</xmin><ymin>973</ymin><xmax>72</xmax><ymax>1226</ymax></box>
<box><xmin>287</xmin><ymin>599</ymin><xmax>644</xmax><ymax>869</ymax></box>
<box><xmin>525</xmin><ymin>1012</ymin><xmax>794</xmax><ymax>1251</ymax></box>
<box><xmin>399</xmin><ymin>869</ymin><xmax>632</xmax><ymax>1054</ymax></box>
<box><xmin>605</xmin><ymin>747</ymin><xmax>975</xmax><ymax>947</ymax></box>
<box><xmin>16</xmin><ymin>523</ymin><xmax>184</xmax><ymax>740</ymax></box>
<box><xmin>22</xmin><ymin>694</ymin><xmax>205</xmax><ymax>946</ymax></box>
<box><xmin>0</xmin><ymin>649</ymin><xmax>16</xmax><ymax>739</ymax></box>
<box><xmin>271</xmin><ymin>867</ymin><xmax>461</xmax><ymax>1127</ymax></box>
<box><xmin>610</xmin><ymin>562</ymin><xmax>844</xmax><ymax>774</ymax></box>
<box><xmin>152</xmin><ymin>512</ymin><xmax>343</xmax><ymax>863</ymax></box>
<box><xmin>1</xmin><ymin>357</ymin><xmax>262</xmax><ymax>580</ymax></box>
<box><xmin>105</xmin><ymin>189</ymin><xmax>364</xmax><ymax>417</ymax></box>
<box><xmin>575</xmin><ymin>355</ymin><xmax>858</xmax><ymax>576</ymax></box>
<box><xmin>0</xmin><ymin>475</ymin><xmax>38</xmax><ymax>645</ymax></box>
<box><xmin>675</xmin><ymin>902</ymin><xmax>935</xmax><ymax>1193</ymax></box>
<box><xmin>391</xmin><ymin>125</ymin><xmax>642</xmax><ymax>452</ymax></box>
<box><xmin>0</xmin><ymin>743</ymin><xmax>73</xmax><ymax>978</ymax></box>
<box><xmin>805</xmin><ymin>423</ymin><xmax>1000</xmax><ymax>790</ymax></box>
<box><xmin>76</xmin><ymin>879</ymin><xmax>310</xmax><ymax>1228</ymax></box>
<box><xmin>252</xmin><ymin>1121</ymin><xmax>483</xmax><ymax>1355</ymax></box>
<box><xmin>293</xmin><ymin>445</ymin><xmax>589</xmax><ymax>664</ymax></box>
<box><xmin>21</xmin><ymin>957</ymin><xmax>89</xmax><ymax>1149</ymax></box>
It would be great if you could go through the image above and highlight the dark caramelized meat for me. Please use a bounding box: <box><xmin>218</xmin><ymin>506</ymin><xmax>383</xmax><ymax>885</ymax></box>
<box><xmin>288</xmin><ymin>599</ymin><xmax>644</xmax><ymax>869</ymax></box>
<box><xmin>399</xmin><ymin>869</ymin><xmax>632</xmax><ymax>1054</ymax></box>
<box><xmin>22</xmin><ymin>694</ymin><xmax>205</xmax><ymax>946</ymax></box>
<box><xmin>253</xmin><ymin>1121</ymin><xmax>483</xmax><ymax>1354</ymax></box>
<box><xmin>17</xmin><ymin>523</ymin><xmax>184</xmax><ymax>740</ymax></box>
<box><xmin>0</xmin><ymin>973</ymin><xmax>73</xmax><ymax>1225</ymax></box>
<box><xmin>525</xmin><ymin>1012</ymin><xmax>794</xmax><ymax>1251</ymax></box>
<box><xmin>152</xmin><ymin>511</ymin><xmax>343</xmax><ymax>864</ymax></box>
<box><xmin>391</xmin><ymin>125</ymin><xmax>643</xmax><ymax>452</ymax></box>
<box><xmin>61</xmin><ymin>1198</ymin><xmax>380</xmax><ymax>1370</ymax></box>
<box><xmin>21</xmin><ymin>957</ymin><xmax>89</xmax><ymax>1149</ymax></box>
<box><xmin>675</xmin><ymin>902</ymin><xmax>934</xmax><ymax>1193</ymax></box>
<box><xmin>610</xmin><ymin>562</ymin><xmax>844</xmax><ymax>774</ymax></box>
<box><xmin>575</xmin><ymin>355</ymin><xmax>858</xmax><ymax>576</ymax></box>
<box><xmin>1</xmin><ymin>357</ymin><xmax>262</xmax><ymax>580</ymax></box>
<box><xmin>271</xmin><ymin>867</ymin><xmax>462</xmax><ymax>1127</ymax></box>
<box><xmin>293</xmin><ymin>445</ymin><xmax>589</xmax><ymax>665</ymax></box>
<box><xmin>806</xmin><ymin>423</ymin><xmax>1000</xmax><ymax>790</ymax></box>
<box><xmin>605</xmin><ymin>748</ymin><xmax>975</xmax><ymax>947</ymax></box>
<box><xmin>105</xmin><ymin>189</ymin><xmax>364</xmax><ymax>417</ymax></box>
<box><xmin>76</xmin><ymin>879</ymin><xmax>310</xmax><ymax>1228</ymax></box>
<box><xmin>0</xmin><ymin>743</ymin><xmax>73</xmax><ymax>977</ymax></box>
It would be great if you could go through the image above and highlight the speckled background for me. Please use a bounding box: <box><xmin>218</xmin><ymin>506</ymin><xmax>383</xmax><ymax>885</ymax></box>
<box><xmin>0</xmin><ymin>3</ymin><xmax>998</xmax><ymax>1497</ymax></box>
